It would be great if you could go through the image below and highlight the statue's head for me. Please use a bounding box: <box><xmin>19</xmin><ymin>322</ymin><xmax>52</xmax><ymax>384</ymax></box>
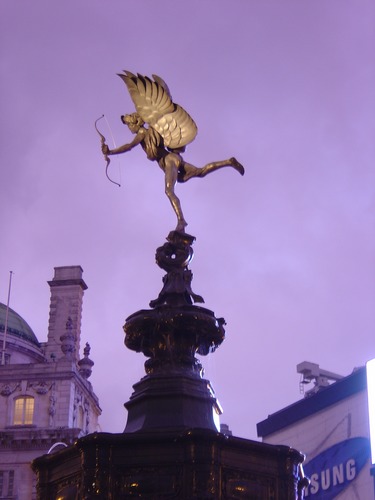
<box><xmin>121</xmin><ymin>113</ymin><xmax>144</xmax><ymax>133</ymax></box>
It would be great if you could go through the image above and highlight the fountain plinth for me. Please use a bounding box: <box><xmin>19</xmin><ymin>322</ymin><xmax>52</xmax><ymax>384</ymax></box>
<box><xmin>123</xmin><ymin>231</ymin><xmax>226</xmax><ymax>433</ymax></box>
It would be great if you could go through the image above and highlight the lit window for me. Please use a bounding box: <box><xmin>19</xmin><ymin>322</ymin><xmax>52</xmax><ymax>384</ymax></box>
<box><xmin>13</xmin><ymin>396</ymin><xmax>34</xmax><ymax>425</ymax></box>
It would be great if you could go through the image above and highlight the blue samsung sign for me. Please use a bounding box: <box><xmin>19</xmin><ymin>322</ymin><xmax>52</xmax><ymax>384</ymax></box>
<box><xmin>304</xmin><ymin>437</ymin><xmax>370</xmax><ymax>498</ymax></box>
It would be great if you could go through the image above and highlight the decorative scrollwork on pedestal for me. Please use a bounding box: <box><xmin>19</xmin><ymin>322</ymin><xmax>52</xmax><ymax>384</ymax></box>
<box><xmin>150</xmin><ymin>231</ymin><xmax>204</xmax><ymax>308</ymax></box>
<box><xmin>125</xmin><ymin>304</ymin><xmax>225</xmax><ymax>376</ymax></box>
<box><xmin>124</xmin><ymin>232</ymin><xmax>225</xmax><ymax>378</ymax></box>
<box><xmin>123</xmin><ymin>231</ymin><xmax>226</xmax><ymax>432</ymax></box>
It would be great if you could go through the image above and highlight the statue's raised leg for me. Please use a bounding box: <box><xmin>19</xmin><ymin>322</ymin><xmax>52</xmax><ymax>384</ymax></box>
<box><xmin>181</xmin><ymin>157</ymin><xmax>244</xmax><ymax>182</ymax></box>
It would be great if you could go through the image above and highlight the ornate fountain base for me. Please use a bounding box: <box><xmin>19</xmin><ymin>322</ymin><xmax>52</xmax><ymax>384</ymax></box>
<box><xmin>123</xmin><ymin>304</ymin><xmax>225</xmax><ymax>433</ymax></box>
<box><xmin>123</xmin><ymin>231</ymin><xmax>227</xmax><ymax>433</ymax></box>
<box><xmin>33</xmin><ymin>429</ymin><xmax>307</xmax><ymax>499</ymax></box>
<box><xmin>124</xmin><ymin>373</ymin><xmax>222</xmax><ymax>433</ymax></box>
<box><xmin>32</xmin><ymin>231</ymin><xmax>308</xmax><ymax>498</ymax></box>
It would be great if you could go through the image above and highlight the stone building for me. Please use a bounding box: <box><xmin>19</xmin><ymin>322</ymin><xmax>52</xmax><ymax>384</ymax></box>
<box><xmin>0</xmin><ymin>266</ymin><xmax>101</xmax><ymax>500</ymax></box>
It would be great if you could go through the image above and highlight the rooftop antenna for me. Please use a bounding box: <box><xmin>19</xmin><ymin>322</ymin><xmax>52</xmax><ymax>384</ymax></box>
<box><xmin>1</xmin><ymin>271</ymin><xmax>14</xmax><ymax>365</ymax></box>
<box><xmin>297</xmin><ymin>361</ymin><xmax>343</xmax><ymax>397</ymax></box>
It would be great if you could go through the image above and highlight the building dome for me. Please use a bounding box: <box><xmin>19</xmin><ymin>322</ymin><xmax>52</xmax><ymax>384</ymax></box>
<box><xmin>0</xmin><ymin>303</ymin><xmax>40</xmax><ymax>347</ymax></box>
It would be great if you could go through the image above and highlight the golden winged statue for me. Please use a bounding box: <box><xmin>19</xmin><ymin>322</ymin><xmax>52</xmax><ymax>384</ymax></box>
<box><xmin>101</xmin><ymin>71</ymin><xmax>244</xmax><ymax>232</ymax></box>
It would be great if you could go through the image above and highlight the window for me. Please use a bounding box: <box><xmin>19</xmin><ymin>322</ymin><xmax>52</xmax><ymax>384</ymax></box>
<box><xmin>2</xmin><ymin>353</ymin><xmax>10</xmax><ymax>364</ymax></box>
<box><xmin>77</xmin><ymin>406</ymin><xmax>84</xmax><ymax>430</ymax></box>
<box><xmin>13</xmin><ymin>396</ymin><xmax>34</xmax><ymax>425</ymax></box>
<box><xmin>8</xmin><ymin>470</ymin><xmax>14</xmax><ymax>497</ymax></box>
<box><xmin>0</xmin><ymin>470</ymin><xmax>14</xmax><ymax>497</ymax></box>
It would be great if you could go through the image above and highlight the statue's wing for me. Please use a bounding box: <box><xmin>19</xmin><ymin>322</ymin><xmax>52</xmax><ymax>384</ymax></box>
<box><xmin>118</xmin><ymin>71</ymin><xmax>198</xmax><ymax>149</ymax></box>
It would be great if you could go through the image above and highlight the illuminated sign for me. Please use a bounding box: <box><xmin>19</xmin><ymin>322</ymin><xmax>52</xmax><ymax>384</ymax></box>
<box><xmin>367</xmin><ymin>358</ymin><xmax>375</xmax><ymax>464</ymax></box>
<box><xmin>303</xmin><ymin>437</ymin><xmax>370</xmax><ymax>498</ymax></box>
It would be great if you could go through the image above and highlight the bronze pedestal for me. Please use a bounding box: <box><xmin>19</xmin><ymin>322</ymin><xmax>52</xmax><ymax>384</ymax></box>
<box><xmin>33</xmin><ymin>232</ymin><xmax>307</xmax><ymax>499</ymax></box>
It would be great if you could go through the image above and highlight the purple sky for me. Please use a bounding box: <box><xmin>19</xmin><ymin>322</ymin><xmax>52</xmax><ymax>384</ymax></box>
<box><xmin>1</xmin><ymin>1</ymin><xmax>374</xmax><ymax>440</ymax></box>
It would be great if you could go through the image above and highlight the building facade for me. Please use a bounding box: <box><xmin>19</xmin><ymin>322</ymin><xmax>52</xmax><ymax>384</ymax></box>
<box><xmin>257</xmin><ymin>362</ymin><xmax>374</xmax><ymax>499</ymax></box>
<box><xmin>0</xmin><ymin>266</ymin><xmax>101</xmax><ymax>500</ymax></box>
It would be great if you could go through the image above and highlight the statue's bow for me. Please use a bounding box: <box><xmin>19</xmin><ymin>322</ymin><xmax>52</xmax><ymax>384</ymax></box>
<box><xmin>95</xmin><ymin>115</ymin><xmax>120</xmax><ymax>187</ymax></box>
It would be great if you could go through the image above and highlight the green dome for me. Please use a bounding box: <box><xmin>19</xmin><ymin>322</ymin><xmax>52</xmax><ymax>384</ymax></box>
<box><xmin>0</xmin><ymin>303</ymin><xmax>40</xmax><ymax>347</ymax></box>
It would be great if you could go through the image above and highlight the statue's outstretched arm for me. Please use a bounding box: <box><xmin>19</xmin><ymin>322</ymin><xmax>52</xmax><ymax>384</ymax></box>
<box><xmin>103</xmin><ymin>130</ymin><xmax>145</xmax><ymax>156</ymax></box>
